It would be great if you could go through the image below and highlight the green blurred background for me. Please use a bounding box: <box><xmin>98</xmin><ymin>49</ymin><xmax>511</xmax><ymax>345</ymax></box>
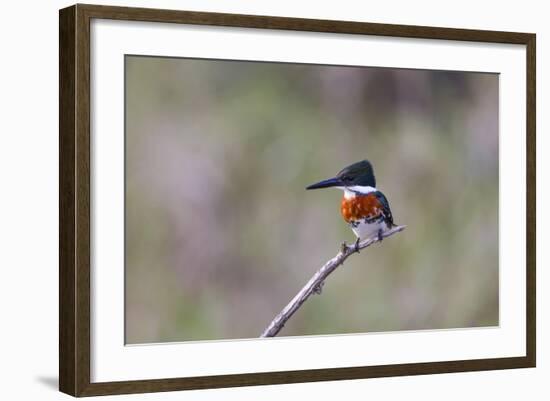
<box><xmin>125</xmin><ymin>56</ymin><xmax>499</xmax><ymax>344</ymax></box>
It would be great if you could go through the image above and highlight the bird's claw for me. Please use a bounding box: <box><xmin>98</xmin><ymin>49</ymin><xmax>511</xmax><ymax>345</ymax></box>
<box><xmin>313</xmin><ymin>282</ymin><xmax>324</xmax><ymax>295</ymax></box>
<box><xmin>377</xmin><ymin>229</ymin><xmax>384</xmax><ymax>242</ymax></box>
<box><xmin>354</xmin><ymin>237</ymin><xmax>361</xmax><ymax>253</ymax></box>
<box><xmin>340</xmin><ymin>241</ymin><xmax>348</xmax><ymax>254</ymax></box>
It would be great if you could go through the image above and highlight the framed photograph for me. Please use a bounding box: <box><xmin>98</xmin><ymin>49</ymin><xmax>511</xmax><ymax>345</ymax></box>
<box><xmin>59</xmin><ymin>4</ymin><xmax>536</xmax><ymax>397</ymax></box>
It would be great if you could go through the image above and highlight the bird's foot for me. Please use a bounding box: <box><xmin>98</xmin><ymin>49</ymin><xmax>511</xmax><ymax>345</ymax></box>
<box><xmin>313</xmin><ymin>281</ymin><xmax>324</xmax><ymax>295</ymax></box>
<box><xmin>354</xmin><ymin>237</ymin><xmax>361</xmax><ymax>253</ymax></box>
<box><xmin>340</xmin><ymin>241</ymin><xmax>348</xmax><ymax>254</ymax></box>
<box><xmin>377</xmin><ymin>229</ymin><xmax>384</xmax><ymax>242</ymax></box>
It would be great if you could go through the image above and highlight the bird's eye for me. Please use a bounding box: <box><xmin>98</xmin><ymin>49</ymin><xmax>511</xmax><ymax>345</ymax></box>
<box><xmin>341</xmin><ymin>175</ymin><xmax>352</xmax><ymax>182</ymax></box>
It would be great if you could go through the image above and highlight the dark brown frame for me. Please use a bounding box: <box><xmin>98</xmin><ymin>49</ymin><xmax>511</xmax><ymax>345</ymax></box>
<box><xmin>59</xmin><ymin>3</ymin><xmax>536</xmax><ymax>397</ymax></box>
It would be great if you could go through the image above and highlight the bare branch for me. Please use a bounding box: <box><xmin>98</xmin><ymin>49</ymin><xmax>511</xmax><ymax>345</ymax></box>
<box><xmin>260</xmin><ymin>225</ymin><xmax>406</xmax><ymax>338</ymax></box>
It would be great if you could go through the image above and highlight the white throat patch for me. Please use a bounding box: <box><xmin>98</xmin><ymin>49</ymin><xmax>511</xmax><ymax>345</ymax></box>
<box><xmin>342</xmin><ymin>186</ymin><xmax>377</xmax><ymax>199</ymax></box>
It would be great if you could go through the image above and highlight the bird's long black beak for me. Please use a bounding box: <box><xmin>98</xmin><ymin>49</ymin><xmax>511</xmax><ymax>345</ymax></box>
<box><xmin>306</xmin><ymin>177</ymin><xmax>343</xmax><ymax>190</ymax></box>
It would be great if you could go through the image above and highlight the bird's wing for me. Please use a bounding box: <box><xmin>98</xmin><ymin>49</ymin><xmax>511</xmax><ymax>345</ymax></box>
<box><xmin>374</xmin><ymin>191</ymin><xmax>394</xmax><ymax>227</ymax></box>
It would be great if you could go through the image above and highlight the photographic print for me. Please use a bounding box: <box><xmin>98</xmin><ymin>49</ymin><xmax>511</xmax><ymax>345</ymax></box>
<box><xmin>124</xmin><ymin>56</ymin><xmax>499</xmax><ymax>344</ymax></box>
<box><xmin>60</xmin><ymin>5</ymin><xmax>535</xmax><ymax>395</ymax></box>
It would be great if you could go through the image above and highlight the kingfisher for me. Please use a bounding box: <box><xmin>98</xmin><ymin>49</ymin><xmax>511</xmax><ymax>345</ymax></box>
<box><xmin>306</xmin><ymin>160</ymin><xmax>395</xmax><ymax>249</ymax></box>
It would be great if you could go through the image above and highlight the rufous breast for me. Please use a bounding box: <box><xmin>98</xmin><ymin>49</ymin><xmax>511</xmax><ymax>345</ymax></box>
<box><xmin>340</xmin><ymin>193</ymin><xmax>383</xmax><ymax>223</ymax></box>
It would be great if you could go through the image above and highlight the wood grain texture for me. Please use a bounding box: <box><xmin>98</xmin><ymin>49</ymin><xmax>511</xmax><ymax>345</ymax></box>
<box><xmin>525</xmin><ymin>34</ymin><xmax>536</xmax><ymax>367</ymax></box>
<box><xmin>58</xmin><ymin>3</ymin><xmax>537</xmax><ymax>397</ymax></box>
<box><xmin>78</xmin><ymin>3</ymin><xmax>533</xmax><ymax>43</ymax></box>
<box><xmin>59</xmin><ymin>4</ymin><xmax>92</xmax><ymax>396</ymax></box>
<box><xmin>59</xmin><ymin>5</ymin><xmax>76</xmax><ymax>396</ymax></box>
<box><xmin>79</xmin><ymin>357</ymin><xmax>534</xmax><ymax>396</ymax></box>
<box><xmin>74</xmin><ymin>4</ymin><xmax>91</xmax><ymax>396</ymax></box>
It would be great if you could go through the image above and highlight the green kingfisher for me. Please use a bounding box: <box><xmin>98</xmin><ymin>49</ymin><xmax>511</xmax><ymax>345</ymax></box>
<box><xmin>306</xmin><ymin>160</ymin><xmax>395</xmax><ymax>245</ymax></box>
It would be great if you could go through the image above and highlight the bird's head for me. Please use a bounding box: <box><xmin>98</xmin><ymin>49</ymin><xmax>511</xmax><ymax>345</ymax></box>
<box><xmin>306</xmin><ymin>160</ymin><xmax>376</xmax><ymax>190</ymax></box>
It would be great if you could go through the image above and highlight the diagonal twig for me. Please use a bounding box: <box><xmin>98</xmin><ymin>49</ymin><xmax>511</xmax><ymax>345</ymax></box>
<box><xmin>260</xmin><ymin>225</ymin><xmax>406</xmax><ymax>338</ymax></box>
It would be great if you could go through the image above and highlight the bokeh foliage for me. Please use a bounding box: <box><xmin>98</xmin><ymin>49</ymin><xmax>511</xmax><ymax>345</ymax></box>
<box><xmin>125</xmin><ymin>56</ymin><xmax>498</xmax><ymax>343</ymax></box>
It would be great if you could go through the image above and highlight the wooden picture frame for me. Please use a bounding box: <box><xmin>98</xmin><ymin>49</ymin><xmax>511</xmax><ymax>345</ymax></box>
<box><xmin>59</xmin><ymin>3</ymin><xmax>536</xmax><ymax>397</ymax></box>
